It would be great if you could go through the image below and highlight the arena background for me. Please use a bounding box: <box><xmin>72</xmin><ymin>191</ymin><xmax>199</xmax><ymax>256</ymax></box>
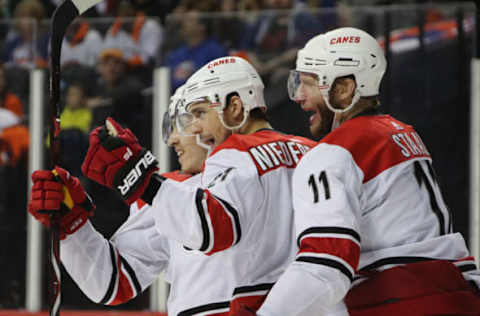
<box><xmin>0</xmin><ymin>0</ymin><xmax>477</xmax><ymax>314</ymax></box>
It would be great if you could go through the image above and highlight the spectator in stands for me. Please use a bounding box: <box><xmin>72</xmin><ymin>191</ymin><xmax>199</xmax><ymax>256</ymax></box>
<box><xmin>212</xmin><ymin>0</ymin><xmax>250</xmax><ymax>51</ymax></box>
<box><xmin>61</xmin><ymin>83</ymin><xmax>92</xmax><ymax>133</ymax></box>
<box><xmin>60</xmin><ymin>19</ymin><xmax>103</xmax><ymax>68</ymax></box>
<box><xmin>239</xmin><ymin>0</ymin><xmax>322</xmax><ymax>83</ymax></box>
<box><xmin>0</xmin><ymin>64</ymin><xmax>24</xmax><ymax>118</ymax></box>
<box><xmin>88</xmin><ymin>48</ymin><xmax>146</xmax><ymax>142</ymax></box>
<box><xmin>1</xmin><ymin>0</ymin><xmax>49</xmax><ymax>69</ymax></box>
<box><xmin>165</xmin><ymin>9</ymin><xmax>227</xmax><ymax>90</ymax></box>
<box><xmin>103</xmin><ymin>0</ymin><xmax>163</xmax><ymax>67</ymax></box>
<box><xmin>161</xmin><ymin>0</ymin><xmax>218</xmax><ymax>56</ymax></box>
<box><xmin>0</xmin><ymin>108</ymin><xmax>28</xmax><ymax>167</ymax></box>
<box><xmin>57</xmin><ymin>83</ymin><xmax>91</xmax><ymax>177</ymax></box>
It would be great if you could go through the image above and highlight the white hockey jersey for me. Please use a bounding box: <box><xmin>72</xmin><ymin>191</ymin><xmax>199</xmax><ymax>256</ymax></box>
<box><xmin>256</xmin><ymin>114</ymin><xmax>480</xmax><ymax>316</ymax></box>
<box><xmin>61</xmin><ymin>172</ymin><xmax>236</xmax><ymax>316</ymax></box>
<box><xmin>150</xmin><ymin>129</ymin><xmax>316</xmax><ymax>311</ymax></box>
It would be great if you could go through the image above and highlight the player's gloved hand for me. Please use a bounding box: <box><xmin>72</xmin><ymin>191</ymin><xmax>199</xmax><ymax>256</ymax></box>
<box><xmin>27</xmin><ymin>166</ymin><xmax>95</xmax><ymax>240</ymax></box>
<box><xmin>81</xmin><ymin>117</ymin><xmax>158</xmax><ymax>205</ymax></box>
<box><xmin>230</xmin><ymin>305</ymin><xmax>257</xmax><ymax>316</ymax></box>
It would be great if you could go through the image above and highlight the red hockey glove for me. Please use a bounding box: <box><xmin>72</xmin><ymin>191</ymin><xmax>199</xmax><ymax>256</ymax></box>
<box><xmin>27</xmin><ymin>166</ymin><xmax>95</xmax><ymax>240</ymax></box>
<box><xmin>81</xmin><ymin>117</ymin><xmax>158</xmax><ymax>205</ymax></box>
<box><xmin>230</xmin><ymin>305</ymin><xmax>257</xmax><ymax>316</ymax></box>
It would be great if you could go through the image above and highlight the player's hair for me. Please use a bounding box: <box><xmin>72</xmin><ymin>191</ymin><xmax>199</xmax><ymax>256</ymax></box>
<box><xmin>332</xmin><ymin>75</ymin><xmax>380</xmax><ymax>109</ymax></box>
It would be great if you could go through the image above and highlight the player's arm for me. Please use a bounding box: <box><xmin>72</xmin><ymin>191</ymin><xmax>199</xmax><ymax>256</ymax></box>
<box><xmin>28</xmin><ymin>166</ymin><xmax>170</xmax><ymax>305</ymax></box>
<box><xmin>149</xmin><ymin>149</ymin><xmax>262</xmax><ymax>254</ymax></box>
<box><xmin>256</xmin><ymin>144</ymin><xmax>363</xmax><ymax>316</ymax></box>
<box><xmin>81</xmin><ymin>118</ymin><xmax>261</xmax><ymax>255</ymax></box>
<box><xmin>61</xmin><ymin>204</ymin><xmax>170</xmax><ymax>305</ymax></box>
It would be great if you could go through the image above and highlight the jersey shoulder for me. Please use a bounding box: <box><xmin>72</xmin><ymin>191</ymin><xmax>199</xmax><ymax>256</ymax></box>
<box><xmin>161</xmin><ymin>170</ymin><xmax>193</xmax><ymax>182</ymax></box>
<box><xmin>209</xmin><ymin>130</ymin><xmax>316</xmax><ymax>175</ymax></box>
<box><xmin>320</xmin><ymin>115</ymin><xmax>431</xmax><ymax>182</ymax></box>
<box><xmin>132</xmin><ymin>171</ymin><xmax>196</xmax><ymax>211</ymax></box>
<box><xmin>210</xmin><ymin>130</ymin><xmax>315</xmax><ymax>154</ymax></box>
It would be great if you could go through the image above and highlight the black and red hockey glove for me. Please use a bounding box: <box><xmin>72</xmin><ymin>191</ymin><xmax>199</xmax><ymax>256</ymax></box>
<box><xmin>81</xmin><ymin>117</ymin><xmax>159</xmax><ymax>205</ymax></box>
<box><xmin>28</xmin><ymin>166</ymin><xmax>95</xmax><ymax>240</ymax></box>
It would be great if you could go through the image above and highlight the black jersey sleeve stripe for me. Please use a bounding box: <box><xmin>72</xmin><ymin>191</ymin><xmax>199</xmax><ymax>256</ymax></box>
<box><xmin>100</xmin><ymin>243</ymin><xmax>118</xmax><ymax>304</ymax></box>
<box><xmin>119</xmin><ymin>256</ymin><xmax>142</xmax><ymax>296</ymax></box>
<box><xmin>297</xmin><ymin>227</ymin><xmax>361</xmax><ymax>246</ymax></box>
<box><xmin>296</xmin><ymin>256</ymin><xmax>354</xmax><ymax>282</ymax></box>
<box><xmin>178</xmin><ymin>301</ymin><xmax>230</xmax><ymax>316</ymax></box>
<box><xmin>214</xmin><ymin>194</ymin><xmax>242</xmax><ymax>245</ymax></box>
<box><xmin>361</xmin><ymin>256</ymin><xmax>479</xmax><ymax>273</ymax></box>
<box><xmin>232</xmin><ymin>283</ymin><xmax>275</xmax><ymax>296</ymax></box>
<box><xmin>195</xmin><ymin>189</ymin><xmax>211</xmax><ymax>252</ymax></box>
<box><xmin>360</xmin><ymin>256</ymin><xmax>436</xmax><ymax>271</ymax></box>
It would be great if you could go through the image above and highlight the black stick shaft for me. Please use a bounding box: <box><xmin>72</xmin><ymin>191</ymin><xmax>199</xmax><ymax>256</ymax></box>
<box><xmin>48</xmin><ymin>1</ymin><xmax>80</xmax><ymax>315</ymax></box>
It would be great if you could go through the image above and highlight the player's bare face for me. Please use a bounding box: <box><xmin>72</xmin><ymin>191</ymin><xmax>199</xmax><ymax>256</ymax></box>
<box><xmin>296</xmin><ymin>73</ymin><xmax>333</xmax><ymax>138</ymax></box>
<box><xmin>189</xmin><ymin>102</ymin><xmax>231</xmax><ymax>148</ymax></box>
<box><xmin>168</xmin><ymin>126</ymin><xmax>207</xmax><ymax>174</ymax></box>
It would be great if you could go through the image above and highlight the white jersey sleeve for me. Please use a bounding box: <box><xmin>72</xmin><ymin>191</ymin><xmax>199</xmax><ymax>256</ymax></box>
<box><xmin>257</xmin><ymin>144</ymin><xmax>361</xmax><ymax>316</ymax></box>
<box><xmin>61</xmin><ymin>201</ymin><xmax>170</xmax><ymax>305</ymax></box>
<box><xmin>151</xmin><ymin>143</ymin><xmax>262</xmax><ymax>255</ymax></box>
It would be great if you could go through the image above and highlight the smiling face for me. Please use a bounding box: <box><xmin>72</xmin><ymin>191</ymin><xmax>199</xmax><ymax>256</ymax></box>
<box><xmin>294</xmin><ymin>72</ymin><xmax>333</xmax><ymax>138</ymax></box>
<box><xmin>167</xmin><ymin>125</ymin><xmax>207</xmax><ymax>174</ymax></box>
<box><xmin>188</xmin><ymin>101</ymin><xmax>232</xmax><ymax>149</ymax></box>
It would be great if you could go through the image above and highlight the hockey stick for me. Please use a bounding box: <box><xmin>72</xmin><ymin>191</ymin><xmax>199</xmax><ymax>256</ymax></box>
<box><xmin>48</xmin><ymin>1</ymin><xmax>102</xmax><ymax>315</ymax></box>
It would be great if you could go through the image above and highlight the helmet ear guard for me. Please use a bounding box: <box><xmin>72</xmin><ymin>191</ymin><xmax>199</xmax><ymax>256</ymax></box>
<box><xmin>292</xmin><ymin>27</ymin><xmax>387</xmax><ymax>113</ymax></box>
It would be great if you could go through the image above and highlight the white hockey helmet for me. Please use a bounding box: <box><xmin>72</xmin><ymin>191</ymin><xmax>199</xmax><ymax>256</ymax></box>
<box><xmin>162</xmin><ymin>84</ymin><xmax>196</xmax><ymax>144</ymax></box>
<box><xmin>288</xmin><ymin>27</ymin><xmax>387</xmax><ymax>113</ymax></box>
<box><xmin>182</xmin><ymin>56</ymin><xmax>266</xmax><ymax>130</ymax></box>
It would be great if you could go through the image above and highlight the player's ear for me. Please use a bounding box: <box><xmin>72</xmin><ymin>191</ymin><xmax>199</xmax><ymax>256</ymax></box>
<box><xmin>226</xmin><ymin>95</ymin><xmax>244</xmax><ymax>123</ymax></box>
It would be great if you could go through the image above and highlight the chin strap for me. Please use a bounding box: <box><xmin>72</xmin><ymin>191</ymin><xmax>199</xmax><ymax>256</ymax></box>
<box><xmin>324</xmin><ymin>88</ymin><xmax>362</xmax><ymax>132</ymax></box>
<box><xmin>217</xmin><ymin>107</ymin><xmax>250</xmax><ymax>132</ymax></box>
<box><xmin>195</xmin><ymin>134</ymin><xmax>212</xmax><ymax>156</ymax></box>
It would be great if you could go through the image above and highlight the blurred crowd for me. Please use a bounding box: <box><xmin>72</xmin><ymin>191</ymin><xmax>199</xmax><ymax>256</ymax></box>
<box><xmin>0</xmin><ymin>0</ymin><xmax>470</xmax><ymax>309</ymax></box>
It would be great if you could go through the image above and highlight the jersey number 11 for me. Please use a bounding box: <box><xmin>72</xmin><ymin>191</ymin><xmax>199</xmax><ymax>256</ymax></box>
<box><xmin>308</xmin><ymin>171</ymin><xmax>331</xmax><ymax>203</ymax></box>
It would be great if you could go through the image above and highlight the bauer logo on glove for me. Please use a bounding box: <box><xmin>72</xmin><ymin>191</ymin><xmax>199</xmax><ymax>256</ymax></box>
<box><xmin>82</xmin><ymin>117</ymin><xmax>159</xmax><ymax>205</ymax></box>
<box><xmin>117</xmin><ymin>150</ymin><xmax>156</xmax><ymax>196</ymax></box>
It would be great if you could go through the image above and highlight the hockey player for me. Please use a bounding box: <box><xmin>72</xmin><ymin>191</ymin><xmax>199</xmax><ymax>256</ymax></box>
<box><xmin>235</xmin><ymin>27</ymin><xmax>480</xmax><ymax>316</ymax></box>
<box><xmin>27</xmin><ymin>88</ymin><xmax>245</xmax><ymax>315</ymax></box>
<box><xmin>79</xmin><ymin>56</ymin><xmax>317</xmax><ymax>313</ymax></box>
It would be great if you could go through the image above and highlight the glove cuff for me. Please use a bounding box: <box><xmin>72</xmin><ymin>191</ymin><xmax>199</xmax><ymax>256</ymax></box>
<box><xmin>60</xmin><ymin>206</ymin><xmax>93</xmax><ymax>240</ymax></box>
<box><xmin>140</xmin><ymin>173</ymin><xmax>166</xmax><ymax>205</ymax></box>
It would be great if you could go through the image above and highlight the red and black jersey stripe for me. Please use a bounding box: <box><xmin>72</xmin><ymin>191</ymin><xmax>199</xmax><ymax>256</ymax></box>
<box><xmin>230</xmin><ymin>283</ymin><xmax>275</xmax><ymax>314</ymax></box>
<box><xmin>100</xmin><ymin>242</ymin><xmax>142</xmax><ymax>305</ymax></box>
<box><xmin>296</xmin><ymin>227</ymin><xmax>361</xmax><ymax>283</ymax></box>
<box><xmin>194</xmin><ymin>189</ymin><xmax>241</xmax><ymax>255</ymax></box>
